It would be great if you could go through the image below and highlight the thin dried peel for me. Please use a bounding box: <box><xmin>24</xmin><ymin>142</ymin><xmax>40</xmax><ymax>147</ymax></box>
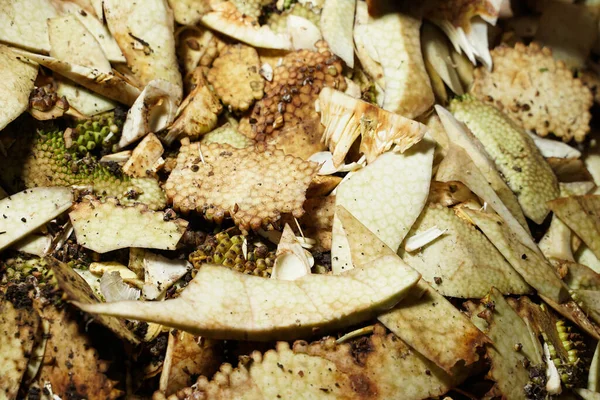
<box><xmin>165</xmin><ymin>141</ymin><xmax>319</xmax><ymax>231</ymax></box>
<box><xmin>206</xmin><ymin>44</ymin><xmax>264</xmax><ymax>112</ymax></box>
<box><xmin>0</xmin><ymin>0</ymin><xmax>57</xmax><ymax>53</ymax></box>
<box><xmin>69</xmin><ymin>198</ymin><xmax>188</xmax><ymax>253</ymax></box>
<box><xmin>401</xmin><ymin>204</ymin><xmax>531</xmax><ymax>298</ymax></box>
<box><xmin>122</xmin><ymin>133</ymin><xmax>164</xmax><ymax>178</ymax></box>
<box><xmin>334</xmin><ymin>139</ymin><xmax>434</xmax><ymax>252</ymax></box>
<box><xmin>450</xmin><ymin>95</ymin><xmax>559</xmax><ymax>224</ymax></box>
<box><xmin>0</xmin><ymin>187</ymin><xmax>73</xmax><ymax>251</ymax></box>
<box><xmin>470</xmin><ymin>42</ymin><xmax>593</xmax><ymax>142</ymax></box>
<box><xmin>103</xmin><ymin>0</ymin><xmax>183</xmax><ymax>99</ymax></box>
<box><xmin>319</xmin><ymin>88</ymin><xmax>427</xmax><ymax>166</ymax></box>
<box><xmin>548</xmin><ymin>195</ymin><xmax>600</xmax><ymax>261</ymax></box>
<box><xmin>75</xmin><ymin>254</ymin><xmax>420</xmax><ymax>341</ymax></box>
<box><xmin>422</xmin><ymin>23</ymin><xmax>464</xmax><ymax>96</ymax></box>
<box><xmin>0</xmin><ymin>45</ymin><xmax>37</xmax><ymax>131</ymax></box>
<box><xmin>320</xmin><ymin>0</ymin><xmax>355</xmax><ymax>68</ymax></box>
<box><xmin>55</xmin><ymin>77</ymin><xmax>117</xmax><ymax>117</ymax></box>
<box><xmin>460</xmin><ymin>208</ymin><xmax>570</xmax><ymax>304</ymax></box>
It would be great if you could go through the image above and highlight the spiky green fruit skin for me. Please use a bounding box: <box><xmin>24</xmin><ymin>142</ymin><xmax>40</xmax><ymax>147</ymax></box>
<box><xmin>449</xmin><ymin>94</ymin><xmax>559</xmax><ymax>224</ymax></box>
<box><xmin>70</xmin><ymin>113</ymin><xmax>122</xmax><ymax>156</ymax></box>
<box><xmin>189</xmin><ymin>232</ymin><xmax>275</xmax><ymax>277</ymax></box>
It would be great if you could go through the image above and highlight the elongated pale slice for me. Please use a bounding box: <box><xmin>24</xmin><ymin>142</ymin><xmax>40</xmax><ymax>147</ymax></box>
<box><xmin>56</xmin><ymin>78</ymin><xmax>116</xmax><ymax>116</ymax></box>
<box><xmin>564</xmin><ymin>262</ymin><xmax>600</xmax><ymax>291</ymax></box>
<box><xmin>353</xmin><ymin>2</ymin><xmax>385</xmax><ymax>91</ymax></box>
<box><xmin>11</xmin><ymin>49</ymin><xmax>140</xmax><ymax>106</ymax></box>
<box><xmin>320</xmin><ymin>0</ymin><xmax>355</xmax><ymax>67</ymax></box>
<box><xmin>0</xmin><ymin>0</ymin><xmax>57</xmax><ymax>53</ymax></box>
<box><xmin>548</xmin><ymin>195</ymin><xmax>600</xmax><ymax>261</ymax></box>
<box><xmin>366</xmin><ymin>11</ymin><xmax>434</xmax><ymax>118</ymax></box>
<box><xmin>142</xmin><ymin>251</ymin><xmax>191</xmax><ymax>300</ymax></box>
<box><xmin>319</xmin><ymin>88</ymin><xmax>427</xmax><ymax>166</ymax></box>
<box><xmin>48</xmin><ymin>257</ymin><xmax>140</xmax><ymax>343</ymax></box>
<box><xmin>577</xmin><ymin>244</ymin><xmax>600</xmax><ymax>274</ymax></box>
<box><xmin>573</xmin><ymin>290</ymin><xmax>600</xmax><ymax>324</ymax></box>
<box><xmin>528</xmin><ymin>132</ymin><xmax>582</xmax><ymax>159</ymax></box>
<box><xmin>590</xmin><ymin>342</ymin><xmax>600</xmax><ymax>392</ymax></box>
<box><xmin>422</xmin><ymin>23</ymin><xmax>463</xmax><ymax>95</ymax></box>
<box><xmin>47</xmin><ymin>14</ymin><xmax>111</xmax><ymax>73</ymax></box>
<box><xmin>401</xmin><ymin>204</ymin><xmax>531</xmax><ymax>298</ymax></box>
<box><xmin>436</xmin><ymin>105</ymin><xmax>529</xmax><ymax>231</ymax></box>
<box><xmin>11</xmin><ymin>234</ymin><xmax>51</xmax><ymax>257</ymax></box>
<box><xmin>287</xmin><ymin>15</ymin><xmax>322</xmax><ymax>51</ymax></box>
<box><xmin>461</xmin><ymin>208</ymin><xmax>570</xmax><ymax>304</ymax></box>
<box><xmin>271</xmin><ymin>224</ymin><xmax>312</xmax><ymax>281</ymax></box>
<box><xmin>334</xmin><ymin>139</ymin><xmax>434</xmax><ymax>253</ymax></box>
<box><xmin>201</xmin><ymin>1</ymin><xmax>292</xmax><ymax>50</ymax></box>
<box><xmin>0</xmin><ymin>45</ymin><xmax>38</xmax><ymax>131</ymax></box>
<box><xmin>74</xmin><ymin>253</ymin><xmax>420</xmax><ymax>341</ymax></box>
<box><xmin>69</xmin><ymin>198</ymin><xmax>188</xmax><ymax>253</ymax></box>
<box><xmin>436</xmin><ymin>145</ymin><xmax>539</xmax><ymax>253</ymax></box>
<box><xmin>450</xmin><ymin>95</ymin><xmax>559</xmax><ymax>224</ymax></box>
<box><xmin>0</xmin><ymin>187</ymin><xmax>73</xmax><ymax>251</ymax></box>
<box><xmin>103</xmin><ymin>0</ymin><xmax>183</xmax><ymax>99</ymax></box>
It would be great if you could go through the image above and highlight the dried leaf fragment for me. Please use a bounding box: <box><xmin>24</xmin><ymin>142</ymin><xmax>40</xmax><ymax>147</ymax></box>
<box><xmin>165</xmin><ymin>142</ymin><xmax>319</xmax><ymax>231</ymax></box>
<box><xmin>69</xmin><ymin>198</ymin><xmax>188</xmax><ymax>253</ymax></box>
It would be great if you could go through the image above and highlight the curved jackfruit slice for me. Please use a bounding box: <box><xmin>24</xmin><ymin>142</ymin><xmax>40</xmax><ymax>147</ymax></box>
<box><xmin>450</xmin><ymin>94</ymin><xmax>559</xmax><ymax>224</ymax></box>
<box><xmin>73</xmin><ymin>254</ymin><xmax>420</xmax><ymax>341</ymax></box>
<box><xmin>0</xmin><ymin>45</ymin><xmax>38</xmax><ymax>131</ymax></box>
<box><xmin>470</xmin><ymin>42</ymin><xmax>593</xmax><ymax>143</ymax></box>
<box><xmin>320</xmin><ymin>0</ymin><xmax>355</xmax><ymax>67</ymax></box>
<box><xmin>401</xmin><ymin>204</ymin><xmax>531</xmax><ymax>298</ymax></box>
<box><xmin>165</xmin><ymin>141</ymin><xmax>319</xmax><ymax>231</ymax></box>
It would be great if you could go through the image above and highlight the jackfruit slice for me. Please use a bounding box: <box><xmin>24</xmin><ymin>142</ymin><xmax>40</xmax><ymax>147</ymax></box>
<box><xmin>73</xmin><ymin>254</ymin><xmax>420</xmax><ymax>341</ymax></box>
<box><xmin>401</xmin><ymin>203</ymin><xmax>531</xmax><ymax>298</ymax></box>
<box><xmin>0</xmin><ymin>45</ymin><xmax>38</xmax><ymax>131</ymax></box>
<box><xmin>69</xmin><ymin>198</ymin><xmax>188</xmax><ymax>253</ymax></box>
<box><xmin>0</xmin><ymin>0</ymin><xmax>57</xmax><ymax>53</ymax></box>
<box><xmin>320</xmin><ymin>0</ymin><xmax>355</xmax><ymax>68</ymax></box>
<box><xmin>450</xmin><ymin>95</ymin><xmax>559</xmax><ymax>224</ymax></box>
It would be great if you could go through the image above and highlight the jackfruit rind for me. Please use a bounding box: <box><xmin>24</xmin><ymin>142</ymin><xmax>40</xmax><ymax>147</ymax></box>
<box><xmin>564</xmin><ymin>262</ymin><xmax>600</xmax><ymax>291</ymax></box>
<box><xmin>319</xmin><ymin>88</ymin><xmax>427</xmax><ymax>166</ymax></box>
<box><xmin>74</xmin><ymin>254</ymin><xmax>421</xmax><ymax>341</ymax></box>
<box><xmin>334</xmin><ymin>139</ymin><xmax>434</xmax><ymax>252</ymax></box>
<box><xmin>470</xmin><ymin>42</ymin><xmax>593</xmax><ymax>143</ymax></box>
<box><xmin>69</xmin><ymin>198</ymin><xmax>188</xmax><ymax>253</ymax></box>
<box><xmin>320</xmin><ymin>0</ymin><xmax>355</xmax><ymax>68</ymax></box>
<box><xmin>401</xmin><ymin>204</ymin><xmax>531</xmax><ymax>298</ymax></box>
<box><xmin>0</xmin><ymin>187</ymin><xmax>73</xmax><ymax>251</ymax></box>
<box><xmin>206</xmin><ymin>44</ymin><xmax>264</xmax><ymax>112</ymax></box>
<box><xmin>541</xmin><ymin>295</ymin><xmax>600</xmax><ymax>341</ymax></box>
<box><xmin>167</xmin><ymin>0</ymin><xmax>211</xmax><ymax>25</ymax></box>
<box><xmin>103</xmin><ymin>0</ymin><xmax>183</xmax><ymax>100</ymax></box>
<box><xmin>0</xmin><ymin>45</ymin><xmax>38</xmax><ymax>131</ymax></box>
<box><xmin>48</xmin><ymin>257</ymin><xmax>140</xmax><ymax>344</ymax></box>
<box><xmin>165</xmin><ymin>142</ymin><xmax>319</xmax><ymax>231</ymax></box>
<box><xmin>0</xmin><ymin>0</ymin><xmax>57</xmax><ymax>53</ymax></box>
<box><xmin>230</xmin><ymin>0</ymin><xmax>272</xmax><ymax>20</ymax></box>
<box><xmin>450</xmin><ymin>94</ymin><xmax>559</xmax><ymax>224</ymax></box>
<box><xmin>548</xmin><ymin>195</ymin><xmax>600</xmax><ymax>262</ymax></box>
<box><xmin>200</xmin><ymin>123</ymin><xmax>253</xmax><ymax>148</ymax></box>
<box><xmin>461</xmin><ymin>208</ymin><xmax>570</xmax><ymax>304</ymax></box>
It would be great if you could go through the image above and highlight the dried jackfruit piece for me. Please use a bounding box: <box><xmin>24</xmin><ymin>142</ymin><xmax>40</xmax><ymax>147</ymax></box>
<box><xmin>165</xmin><ymin>141</ymin><xmax>319</xmax><ymax>231</ymax></box>
<box><xmin>319</xmin><ymin>88</ymin><xmax>427</xmax><ymax>166</ymax></box>
<box><xmin>266</xmin><ymin>3</ymin><xmax>322</xmax><ymax>34</ymax></box>
<box><xmin>548</xmin><ymin>196</ymin><xmax>600</xmax><ymax>262</ymax></box>
<box><xmin>460</xmin><ymin>208</ymin><xmax>570</xmax><ymax>304</ymax></box>
<box><xmin>122</xmin><ymin>133</ymin><xmax>164</xmax><ymax>178</ymax></box>
<box><xmin>167</xmin><ymin>0</ymin><xmax>211</xmax><ymax>25</ymax></box>
<box><xmin>470</xmin><ymin>43</ymin><xmax>593</xmax><ymax>143</ymax></box>
<box><xmin>320</xmin><ymin>0</ymin><xmax>355</xmax><ymax>67</ymax></box>
<box><xmin>450</xmin><ymin>94</ymin><xmax>559</xmax><ymax>224</ymax></box>
<box><xmin>207</xmin><ymin>44</ymin><xmax>264</xmax><ymax>112</ymax></box>
<box><xmin>401</xmin><ymin>204</ymin><xmax>531</xmax><ymax>298</ymax></box>
<box><xmin>74</xmin><ymin>254</ymin><xmax>420</xmax><ymax>341</ymax></box>
<box><xmin>0</xmin><ymin>0</ymin><xmax>57</xmax><ymax>53</ymax></box>
<box><xmin>246</xmin><ymin>41</ymin><xmax>346</xmax><ymax>142</ymax></box>
<box><xmin>0</xmin><ymin>45</ymin><xmax>38</xmax><ymax>131</ymax></box>
<box><xmin>69</xmin><ymin>198</ymin><xmax>188</xmax><ymax>253</ymax></box>
<box><xmin>200</xmin><ymin>122</ymin><xmax>253</xmax><ymax>149</ymax></box>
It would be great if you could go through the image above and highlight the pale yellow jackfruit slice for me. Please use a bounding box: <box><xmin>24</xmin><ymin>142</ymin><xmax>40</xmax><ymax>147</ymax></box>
<box><xmin>564</xmin><ymin>262</ymin><xmax>600</xmax><ymax>291</ymax></box>
<box><xmin>0</xmin><ymin>298</ymin><xmax>41</xmax><ymax>400</ymax></box>
<box><xmin>319</xmin><ymin>88</ymin><xmax>427</xmax><ymax>166</ymax></box>
<box><xmin>469</xmin><ymin>288</ymin><xmax>544</xmax><ymax>399</ymax></box>
<box><xmin>0</xmin><ymin>45</ymin><xmax>38</xmax><ymax>131</ymax></box>
<box><xmin>55</xmin><ymin>77</ymin><xmax>117</xmax><ymax>117</ymax></box>
<box><xmin>450</xmin><ymin>94</ymin><xmax>559</xmax><ymax>224</ymax></box>
<box><xmin>421</xmin><ymin>23</ymin><xmax>464</xmax><ymax>96</ymax></box>
<box><xmin>122</xmin><ymin>133</ymin><xmax>164</xmax><ymax>178</ymax></box>
<box><xmin>576</xmin><ymin>244</ymin><xmax>600</xmax><ymax>274</ymax></box>
<box><xmin>401</xmin><ymin>204</ymin><xmax>531</xmax><ymax>298</ymax></box>
<box><xmin>69</xmin><ymin>198</ymin><xmax>188</xmax><ymax>253</ymax></box>
<box><xmin>0</xmin><ymin>0</ymin><xmax>57</xmax><ymax>53</ymax></box>
<box><xmin>74</xmin><ymin>253</ymin><xmax>420</xmax><ymax>341</ymax></box>
<box><xmin>548</xmin><ymin>195</ymin><xmax>600</xmax><ymax>262</ymax></box>
<box><xmin>0</xmin><ymin>187</ymin><xmax>73</xmax><ymax>251</ymax></box>
<box><xmin>460</xmin><ymin>208</ymin><xmax>570</xmax><ymax>304</ymax></box>
<box><xmin>353</xmin><ymin>2</ymin><xmax>385</xmax><ymax>92</ymax></box>
<box><xmin>333</xmin><ymin>139</ymin><xmax>434</xmax><ymax>254</ymax></box>
<box><xmin>320</xmin><ymin>0</ymin><xmax>355</xmax><ymax>68</ymax></box>
<box><xmin>103</xmin><ymin>0</ymin><xmax>183</xmax><ymax>99</ymax></box>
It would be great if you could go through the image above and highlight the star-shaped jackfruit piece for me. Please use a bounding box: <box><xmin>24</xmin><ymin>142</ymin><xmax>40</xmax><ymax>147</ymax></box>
<box><xmin>165</xmin><ymin>141</ymin><xmax>319</xmax><ymax>231</ymax></box>
<box><xmin>471</xmin><ymin>42</ymin><xmax>593</xmax><ymax>142</ymax></box>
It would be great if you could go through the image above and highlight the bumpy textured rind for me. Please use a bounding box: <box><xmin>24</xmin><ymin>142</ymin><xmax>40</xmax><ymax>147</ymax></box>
<box><xmin>470</xmin><ymin>42</ymin><xmax>593</xmax><ymax>142</ymax></box>
<box><xmin>246</xmin><ymin>41</ymin><xmax>346</xmax><ymax>142</ymax></box>
<box><xmin>200</xmin><ymin>123</ymin><xmax>253</xmax><ymax>148</ymax></box>
<box><xmin>267</xmin><ymin>3</ymin><xmax>321</xmax><ymax>34</ymax></box>
<box><xmin>401</xmin><ymin>204</ymin><xmax>531</xmax><ymax>298</ymax></box>
<box><xmin>207</xmin><ymin>44</ymin><xmax>264</xmax><ymax>112</ymax></box>
<box><xmin>230</xmin><ymin>0</ymin><xmax>272</xmax><ymax>20</ymax></box>
<box><xmin>165</xmin><ymin>141</ymin><xmax>319</xmax><ymax>231</ymax></box>
<box><xmin>69</xmin><ymin>198</ymin><xmax>188</xmax><ymax>253</ymax></box>
<box><xmin>74</xmin><ymin>255</ymin><xmax>420</xmax><ymax>341</ymax></box>
<box><xmin>450</xmin><ymin>95</ymin><xmax>559</xmax><ymax>224</ymax></box>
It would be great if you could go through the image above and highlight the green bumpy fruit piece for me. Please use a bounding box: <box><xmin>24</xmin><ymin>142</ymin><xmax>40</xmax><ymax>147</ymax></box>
<box><xmin>70</xmin><ymin>112</ymin><xmax>122</xmax><ymax>156</ymax></box>
<box><xmin>450</xmin><ymin>95</ymin><xmax>559</xmax><ymax>224</ymax></box>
